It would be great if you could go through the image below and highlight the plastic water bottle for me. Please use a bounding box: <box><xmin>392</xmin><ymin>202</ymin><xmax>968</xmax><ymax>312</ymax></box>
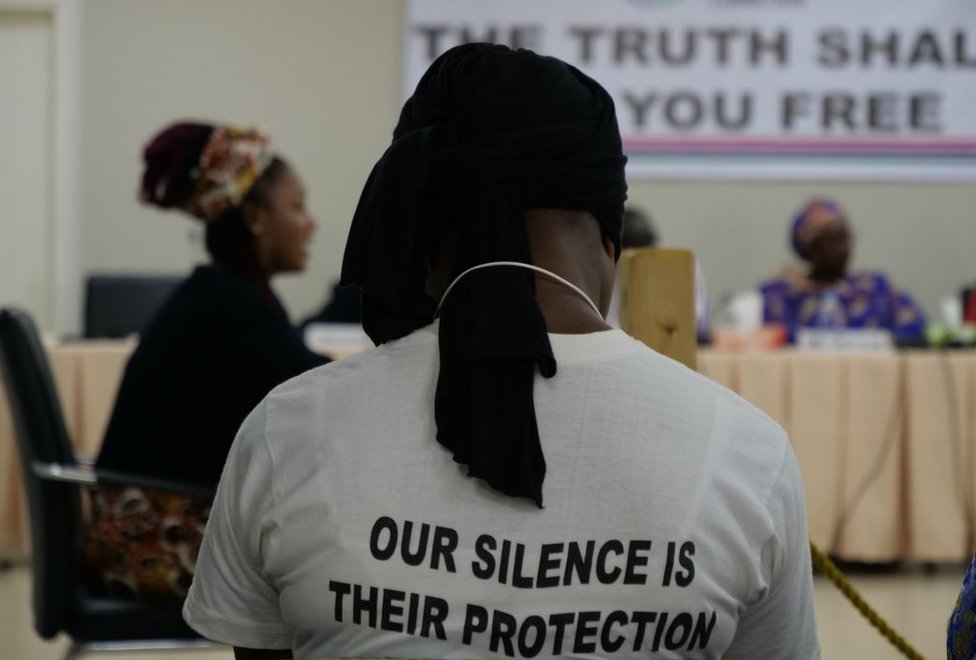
<box><xmin>815</xmin><ymin>290</ymin><xmax>845</xmax><ymax>329</ymax></box>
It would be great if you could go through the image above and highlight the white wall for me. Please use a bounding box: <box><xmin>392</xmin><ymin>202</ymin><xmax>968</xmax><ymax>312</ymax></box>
<box><xmin>79</xmin><ymin>0</ymin><xmax>404</xmax><ymax>325</ymax></box>
<box><xmin>0</xmin><ymin>11</ymin><xmax>54</xmax><ymax>328</ymax></box>
<box><xmin>76</xmin><ymin>0</ymin><xmax>976</xmax><ymax>329</ymax></box>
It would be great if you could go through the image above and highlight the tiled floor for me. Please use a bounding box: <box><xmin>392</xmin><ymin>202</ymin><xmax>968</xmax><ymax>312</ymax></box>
<box><xmin>0</xmin><ymin>564</ymin><xmax>961</xmax><ymax>659</ymax></box>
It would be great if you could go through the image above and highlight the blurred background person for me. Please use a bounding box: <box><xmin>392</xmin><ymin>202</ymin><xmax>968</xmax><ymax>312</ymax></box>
<box><xmin>761</xmin><ymin>198</ymin><xmax>926</xmax><ymax>343</ymax></box>
<box><xmin>621</xmin><ymin>205</ymin><xmax>659</xmax><ymax>249</ymax></box>
<box><xmin>97</xmin><ymin>121</ymin><xmax>329</xmax><ymax>486</ymax></box>
<box><xmin>86</xmin><ymin>122</ymin><xmax>330</xmax><ymax>601</ymax></box>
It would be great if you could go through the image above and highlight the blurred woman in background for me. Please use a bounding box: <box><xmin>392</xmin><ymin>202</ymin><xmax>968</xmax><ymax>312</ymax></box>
<box><xmin>88</xmin><ymin>121</ymin><xmax>329</xmax><ymax>600</ymax></box>
<box><xmin>761</xmin><ymin>198</ymin><xmax>926</xmax><ymax>343</ymax></box>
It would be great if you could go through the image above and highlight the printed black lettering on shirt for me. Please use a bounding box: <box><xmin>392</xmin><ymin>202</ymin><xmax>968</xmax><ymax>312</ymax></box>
<box><xmin>326</xmin><ymin>517</ymin><xmax>713</xmax><ymax>654</ymax></box>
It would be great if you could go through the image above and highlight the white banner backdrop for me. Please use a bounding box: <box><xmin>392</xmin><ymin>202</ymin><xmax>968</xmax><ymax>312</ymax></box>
<box><xmin>404</xmin><ymin>0</ymin><xmax>976</xmax><ymax>181</ymax></box>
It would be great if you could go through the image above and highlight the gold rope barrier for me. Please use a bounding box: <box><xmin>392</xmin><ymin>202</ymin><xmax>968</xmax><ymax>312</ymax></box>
<box><xmin>809</xmin><ymin>541</ymin><xmax>927</xmax><ymax>660</ymax></box>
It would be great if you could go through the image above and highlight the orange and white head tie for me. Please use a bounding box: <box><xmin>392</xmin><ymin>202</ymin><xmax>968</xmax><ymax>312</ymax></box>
<box><xmin>185</xmin><ymin>125</ymin><xmax>274</xmax><ymax>222</ymax></box>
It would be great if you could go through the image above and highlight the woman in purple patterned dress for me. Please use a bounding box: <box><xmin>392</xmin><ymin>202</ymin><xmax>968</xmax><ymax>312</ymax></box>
<box><xmin>760</xmin><ymin>198</ymin><xmax>926</xmax><ymax>343</ymax></box>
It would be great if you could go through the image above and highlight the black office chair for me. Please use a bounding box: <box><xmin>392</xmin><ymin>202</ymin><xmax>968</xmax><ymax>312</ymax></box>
<box><xmin>0</xmin><ymin>308</ymin><xmax>218</xmax><ymax>658</ymax></box>
<box><xmin>84</xmin><ymin>275</ymin><xmax>182</xmax><ymax>339</ymax></box>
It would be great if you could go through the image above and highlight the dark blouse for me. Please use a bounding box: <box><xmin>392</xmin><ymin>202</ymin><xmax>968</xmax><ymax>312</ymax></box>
<box><xmin>96</xmin><ymin>266</ymin><xmax>329</xmax><ymax>487</ymax></box>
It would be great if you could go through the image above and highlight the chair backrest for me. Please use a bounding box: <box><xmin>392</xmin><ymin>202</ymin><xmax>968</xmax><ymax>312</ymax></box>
<box><xmin>84</xmin><ymin>274</ymin><xmax>181</xmax><ymax>339</ymax></box>
<box><xmin>0</xmin><ymin>308</ymin><xmax>80</xmax><ymax>639</ymax></box>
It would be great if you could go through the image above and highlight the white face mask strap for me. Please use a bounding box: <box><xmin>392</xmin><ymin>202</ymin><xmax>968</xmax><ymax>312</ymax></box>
<box><xmin>435</xmin><ymin>261</ymin><xmax>602</xmax><ymax>318</ymax></box>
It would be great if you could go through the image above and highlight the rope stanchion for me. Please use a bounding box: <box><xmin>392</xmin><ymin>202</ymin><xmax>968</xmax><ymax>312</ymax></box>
<box><xmin>809</xmin><ymin>541</ymin><xmax>927</xmax><ymax>660</ymax></box>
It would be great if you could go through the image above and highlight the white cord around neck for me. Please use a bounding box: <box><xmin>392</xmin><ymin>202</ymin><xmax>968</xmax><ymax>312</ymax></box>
<box><xmin>435</xmin><ymin>261</ymin><xmax>602</xmax><ymax>318</ymax></box>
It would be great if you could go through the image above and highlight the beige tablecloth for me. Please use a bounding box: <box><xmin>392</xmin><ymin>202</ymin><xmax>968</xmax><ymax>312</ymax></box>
<box><xmin>700</xmin><ymin>349</ymin><xmax>976</xmax><ymax>563</ymax></box>
<box><xmin>2</xmin><ymin>343</ymin><xmax>975</xmax><ymax>562</ymax></box>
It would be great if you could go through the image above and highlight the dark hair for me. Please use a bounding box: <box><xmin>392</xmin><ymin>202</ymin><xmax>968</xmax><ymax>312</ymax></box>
<box><xmin>139</xmin><ymin>122</ymin><xmax>288</xmax><ymax>281</ymax></box>
<box><xmin>621</xmin><ymin>206</ymin><xmax>658</xmax><ymax>249</ymax></box>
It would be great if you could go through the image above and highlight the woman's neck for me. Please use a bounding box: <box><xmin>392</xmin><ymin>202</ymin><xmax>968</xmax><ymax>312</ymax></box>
<box><xmin>533</xmin><ymin>277</ymin><xmax>611</xmax><ymax>334</ymax></box>
<box><xmin>211</xmin><ymin>255</ymin><xmax>269</xmax><ymax>285</ymax></box>
<box><xmin>807</xmin><ymin>266</ymin><xmax>846</xmax><ymax>285</ymax></box>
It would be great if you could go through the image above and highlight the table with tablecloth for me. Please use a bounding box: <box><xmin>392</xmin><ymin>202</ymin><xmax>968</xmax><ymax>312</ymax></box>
<box><xmin>699</xmin><ymin>349</ymin><xmax>976</xmax><ymax>563</ymax></box>
<box><xmin>1</xmin><ymin>342</ymin><xmax>975</xmax><ymax>562</ymax></box>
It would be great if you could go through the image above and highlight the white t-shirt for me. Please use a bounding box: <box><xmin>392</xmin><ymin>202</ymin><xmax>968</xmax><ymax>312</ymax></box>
<box><xmin>184</xmin><ymin>323</ymin><xmax>818</xmax><ymax>659</ymax></box>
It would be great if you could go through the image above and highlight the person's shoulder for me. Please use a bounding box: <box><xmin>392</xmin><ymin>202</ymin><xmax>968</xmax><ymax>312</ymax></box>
<box><xmin>623</xmin><ymin>340</ymin><xmax>787</xmax><ymax>435</ymax></box>
<box><xmin>849</xmin><ymin>271</ymin><xmax>892</xmax><ymax>293</ymax></box>
<box><xmin>202</xmin><ymin>266</ymin><xmax>274</xmax><ymax>301</ymax></box>
<box><xmin>265</xmin><ymin>323</ymin><xmax>437</xmax><ymax>404</ymax></box>
<box><xmin>616</xmin><ymin>344</ymin><xmax>793</xmax><ymax>500</ymax></box>
<box><xmin>249</xmin><ymin>327</ymin><xmax>437</xmax><ymax>467</ymax></box>
<box><xmin>182</xmin><ymin>265</ymin><xmax>237</xmax><ymax>292</ymax></box>
<box><xmin>270</xmin><ymin>346</ymin><xmax>381</xmax><ymax>397</ymax></box>
<box><xmin>760</xmin><ymin>278</ymin><xmax>788</xmax><ymax>295</ymax></box>
<box><xmin>761</xmin><ymin>266</ymin><xmax>807</xmax><ymax>294</ymax></box>
<box><xmin>669</xmin><ymin>350</ymin><xmax>786</xmax><ymax>435</ymax></box>
<box><xmin>658</xmin><ymin>347</ymin><xmax>791</xmax><ymax>459</ymax></box>
<box><xmin>682</xmin><ymin>363</ymin><xmax>795</xmax><ymax>501</ymax></box>
<box><xmin>153</xmin><ymin>266</ymin><xmax>268</xmax><ymax>322</ymax></box>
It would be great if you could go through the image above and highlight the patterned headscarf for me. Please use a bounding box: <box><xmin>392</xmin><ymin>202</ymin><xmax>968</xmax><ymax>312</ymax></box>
<box><xmin>183</xmin><ymin>125</ymin><xmax>273</xmax><ymax>222</ymax></box>
<box><xmin>791</xmin><ymin>198</ymin><xmax>848</xmax><ymax>260</ymax></box>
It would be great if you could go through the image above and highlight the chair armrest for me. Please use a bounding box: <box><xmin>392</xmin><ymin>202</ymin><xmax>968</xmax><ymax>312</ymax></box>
<box><xmin>32</xmin><ymin>461</ymin><xmax>97</xmax><ymax>485</ymax></box>
<box><xmin>31</xmin><ymin>461</ymin><xmax>215</xmax><ymax>500</ymax></box>
<box><xmin>94</xmin><ymin>468</ymin><xmax>216</xmax><ymax>501</ymax></box>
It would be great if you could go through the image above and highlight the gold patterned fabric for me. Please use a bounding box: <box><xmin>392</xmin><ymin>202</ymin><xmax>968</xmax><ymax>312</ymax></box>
<box><xmin>184</xmin><ymin>125</ymin><xmax>273</xmax><ymax>222</ymax></box>
<box><xmin>83</xmin><ymin>484</ymin><xmax>210</xmax><ymax>602</ymax></box>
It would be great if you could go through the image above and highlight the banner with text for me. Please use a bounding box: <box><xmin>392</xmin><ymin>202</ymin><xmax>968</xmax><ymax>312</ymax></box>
<box><xmin>404</xmin><ymin>0</ymin><xmax>976</xmax><ymax>181</ymax></box>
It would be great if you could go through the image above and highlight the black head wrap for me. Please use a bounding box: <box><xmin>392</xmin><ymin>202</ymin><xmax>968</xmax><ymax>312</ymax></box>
<box><xmin>341</xmin><ymin>43</ymin><xmax>627</xmax><ymax>507</ymax></box>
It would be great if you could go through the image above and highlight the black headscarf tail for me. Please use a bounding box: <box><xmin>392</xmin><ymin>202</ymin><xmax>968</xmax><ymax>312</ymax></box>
<box><xmin>341</xmin><ymin>44</ymin><xmax>627</xmax><ymax>507</ymax></box>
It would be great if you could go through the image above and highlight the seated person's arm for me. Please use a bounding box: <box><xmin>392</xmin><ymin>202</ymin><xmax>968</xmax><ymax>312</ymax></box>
<box><xmin>867</xmin><ymin>273</ymin><xmax>925</xmax><ymax>339</ymax></box>
<box><xmin>760</xmin><ymin>282</ymin><xmax>790</xmax><ymax>326</ymax></box>
<box><xmin>891</xmin><ymin>290</ymin><xmax>926</xmax><ymax>339</ymax></box>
